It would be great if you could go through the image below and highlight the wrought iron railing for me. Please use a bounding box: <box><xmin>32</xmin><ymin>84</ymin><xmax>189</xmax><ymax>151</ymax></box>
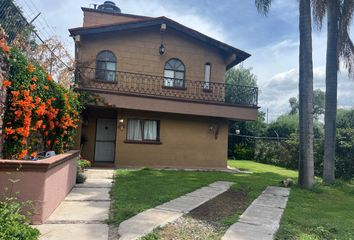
<box><xmin>76</xmin><ymin>67</ymin><xmax>258</xmax><ymax>107</ymax></box>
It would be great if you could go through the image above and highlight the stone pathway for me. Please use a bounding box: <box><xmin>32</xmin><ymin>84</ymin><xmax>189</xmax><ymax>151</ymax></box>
<box><xmin>118</xmin><ymin>181</ymin><xmax>234</xmax><ymax>240</ymax></box>
<box><xmin>222</xmin><ymin>186</ymin><xmax>290</xmax><ymax>240</ymax></box>
<box><xmin>36</xmin><ymin>169</ymin><xmax>114</xmax><ymax>240</ymax></box>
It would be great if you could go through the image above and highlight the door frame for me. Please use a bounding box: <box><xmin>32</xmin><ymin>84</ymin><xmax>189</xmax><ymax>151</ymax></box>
<box><xmin>93</xmin><ymin>117</ymin><xmax>117</xmax><ymax>163</ymax></box>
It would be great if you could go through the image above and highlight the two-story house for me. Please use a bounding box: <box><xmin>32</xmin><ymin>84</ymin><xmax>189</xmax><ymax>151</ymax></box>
<box><xmin>69</xmin><ymin>1</ymin><xmax>258</xmax><ymax>169</ymax></box>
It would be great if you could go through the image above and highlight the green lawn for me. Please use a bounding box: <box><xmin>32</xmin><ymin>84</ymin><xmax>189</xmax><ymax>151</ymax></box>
<box><xmin>109</xmin><ymin>161</ymin><xmax>354</xmax><ymax>240</ymax></box>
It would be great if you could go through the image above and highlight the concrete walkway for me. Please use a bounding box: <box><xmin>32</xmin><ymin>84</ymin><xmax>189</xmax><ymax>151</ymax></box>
<box><xmin>222</xmin><ymin>186</ymin><xmax>290</xmax><ymax>240</ymax></box>
<box><xmin>118</xmin><ymin>181</ymin><xmax>234</xmax><ymax>240</ymax></box>
<box><xmin>36</xmin><ymin>169</ymin><xmax>114</xmax><ymax>240</ymax></box>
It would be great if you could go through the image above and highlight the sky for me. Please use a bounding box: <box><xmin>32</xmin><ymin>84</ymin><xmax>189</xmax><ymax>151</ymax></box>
<box><xmin>15</xmin><ymin>0</ymin><xmax>354</xmax><ymax>121</ymax></box>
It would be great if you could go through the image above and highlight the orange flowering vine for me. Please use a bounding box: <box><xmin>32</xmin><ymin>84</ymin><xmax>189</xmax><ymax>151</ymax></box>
<box><xmin>2</xmin><ymin>80</ymin><xmax>11</xmax><ymax>88</ymax></box>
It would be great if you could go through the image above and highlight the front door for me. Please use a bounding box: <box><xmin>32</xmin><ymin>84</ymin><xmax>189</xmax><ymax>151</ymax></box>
<box><xmin>94</xmin><ymin>118</ymin><xmax>117</xmax><ymax>163</ymax></box>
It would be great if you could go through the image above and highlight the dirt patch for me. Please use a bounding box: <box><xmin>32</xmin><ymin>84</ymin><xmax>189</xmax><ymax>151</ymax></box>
<box><xmin>154</xmin><ymin>189</ymin><xmax>247</xmax><ymax>240</ymax></box>
<box><xmin>189</xmin><ymin>189</ymin><xmax>247</xmax><ymax>222</ymax></box>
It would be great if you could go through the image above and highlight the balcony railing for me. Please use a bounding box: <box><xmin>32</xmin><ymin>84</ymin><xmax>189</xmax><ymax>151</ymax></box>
<box><xmin>76</xmin><ymin>67</ymin><xmax>258</xmax><ymax>107</ymax></box>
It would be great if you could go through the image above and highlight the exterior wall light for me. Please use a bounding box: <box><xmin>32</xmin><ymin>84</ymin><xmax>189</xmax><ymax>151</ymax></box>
<box><xmin>118</xmin><ymin>119</ymin><xmax>125</xmax><ymax>131</ymax></box>
<box><xmin>235</xmin><ymin>129</ymin><xmax>240</xmax><ymax>135</ymax></box>
<box><xmin>159</xmin><ymin>44</ymin><xmax>165</xmax><ymax>55</ymax></box>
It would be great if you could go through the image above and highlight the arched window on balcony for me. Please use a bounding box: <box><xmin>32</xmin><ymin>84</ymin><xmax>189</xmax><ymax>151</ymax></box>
<box><xmin>95</xmin><ymin>50</ymin><xmax>116</xmax><ymax>82</ymax></box>
<box><xmin>163</xmin><ymin>58</ymin><xmax>185</xmax><ymax>88</ymax></box>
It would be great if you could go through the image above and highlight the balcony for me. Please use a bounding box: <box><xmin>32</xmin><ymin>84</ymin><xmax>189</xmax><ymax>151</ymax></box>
<box><xmin>76</xmin><ymin>67</ymin><xmax>258</xmax><ymax>107</ymax></box>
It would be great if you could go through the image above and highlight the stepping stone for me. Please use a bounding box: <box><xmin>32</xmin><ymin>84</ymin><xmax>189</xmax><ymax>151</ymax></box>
<box><xmin>239</xmin><ymin>205</ymin><xmax>283</xmax><ymax>227</ymax></box>
<box><xmin>65</xmin><ymin>187</ymin><xmax>110</xmax><ymax>201</ymax></box>
<box><xmin>75</xmin><ymin>179</ymin><xmax>113</xmax><ymax>188</ymax></box>
<box><xmin>253</xmin><ymin>194</ymin><xmax>289</xmax><ymax>209</ymax></box>
<box><xmin>264</xmin><ymin>186</ymin><xmax>290</xmax><ymax>197</ymax></box>
<box><xmin>47</xmin><ymin>201</ymin><xmax>110</xmax><ymax>222</ymax></box>
<box><xmin>118</xmin><ymin>208</ymin><xmax>183</xmax><ymax>240</ymax></box>
<box><xmin>208</xmin><ymin>181</ymin><xmax>235</xmax><ymax>189</ymax></box>
<box><xmin>222</xmin><ymin>221</ymin><xmax>274</xmax><ymax>240</ymax></box>
<box><xmin>36</xmin><ymin>224</ymin><xmax>108</xmax><ymax>240</ymax></box>
<box><xmin>185</xmin><ymin>186</ymin><xmax>228</xmax><ymax>199</ymax></box>
<box><xmin>222</xmin><ymin>186</ymin><xmax>290</xmax><ymax>240</ymax></box>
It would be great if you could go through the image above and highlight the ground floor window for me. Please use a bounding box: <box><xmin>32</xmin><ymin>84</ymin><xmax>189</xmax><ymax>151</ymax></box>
<box><xmin>127</xmin><ymin>119</ymin><xmax>160</xmax><ymax>142</ymax></box>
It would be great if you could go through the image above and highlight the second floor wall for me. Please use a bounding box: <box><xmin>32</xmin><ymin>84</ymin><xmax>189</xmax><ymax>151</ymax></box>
<box><xmin>76</xmin><ymin>26</ymin><xmax>228</xmax><ymax>84</ymax></box>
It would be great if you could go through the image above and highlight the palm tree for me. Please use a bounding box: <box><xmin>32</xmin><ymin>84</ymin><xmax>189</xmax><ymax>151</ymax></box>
<box><xmin>255</xmin><ymin>0</ymin><xmax>315</xmax><ymax>188</ymax></box>
<box><xmin>312</xmin><ymin>0</ymin><xmax>354</xmax><ymax>183</ymax></box>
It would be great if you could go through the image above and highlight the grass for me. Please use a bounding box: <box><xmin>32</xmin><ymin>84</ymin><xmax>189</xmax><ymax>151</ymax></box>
<box><xmin>109</xmin><ymin>161</ymin><xmax>354</xmax><ymax>240</ymax></box>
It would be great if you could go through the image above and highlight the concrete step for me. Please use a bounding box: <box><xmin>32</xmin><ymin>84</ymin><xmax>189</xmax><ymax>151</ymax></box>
<box><xmin>65</xmin><ymin>187</ymin><xmax>110</xmax><ymax>201</ymax></box>
<box><xmin>36</xmin><ymin>224</ymin><xmax>108</xmax><ymax>240</ymax></box>
<box><xmin>47</xmin><ymin>201</ymin><xmax>110</xmax><ymax>223</ymax></box>
<box><xmin>75</xmin><ymin>178</ymin><xmax>113</xmax><ymax>188</ymax></box>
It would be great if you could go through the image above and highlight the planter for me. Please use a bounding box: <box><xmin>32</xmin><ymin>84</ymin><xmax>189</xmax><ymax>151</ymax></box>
<box><xmin>0</xmin><ymin>150</ymin><xmax>79</xmax><ymax>224</ymax></box>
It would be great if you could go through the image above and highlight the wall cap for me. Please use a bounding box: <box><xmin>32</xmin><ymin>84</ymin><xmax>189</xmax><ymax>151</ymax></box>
<box><xmin>0</xmin><ymin>150</ymin><xmax>80</xmax><ymax>172</ymax></box>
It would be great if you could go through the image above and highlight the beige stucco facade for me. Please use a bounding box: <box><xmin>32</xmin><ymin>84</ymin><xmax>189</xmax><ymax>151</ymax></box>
<box><xmin>72</xmin><ymin>7</ymin><xmax>257</xmax><ymax>169</ymax></box>
<box><xmin>80</xmin><ymin>107</ymin><xmax>228</xmax><ymax>169</ymax></box>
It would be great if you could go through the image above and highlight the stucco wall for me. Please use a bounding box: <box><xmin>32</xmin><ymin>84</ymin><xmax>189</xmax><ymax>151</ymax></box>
<box><xmin>78</xmin><ymin>26</ymin><xmax>226</xmax><ymax>83</ymax></box>
<box><xmin>83</xmin><ymin>10</ymin><xmax>147</xmax><ymax>27</ymax></box>
<box><xmin>81</xmin><ymin>107</ymin><xmax>228</xmax><ymax>169</ymax></box>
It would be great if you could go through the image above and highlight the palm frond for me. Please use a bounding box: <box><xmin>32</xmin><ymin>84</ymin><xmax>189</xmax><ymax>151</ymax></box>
<box><xmin>255</xmin><ymin>0</ymin><xmax>272</xmax><ymax>16</ymax></box>
<box><xmin>311</xmin><ymin>0</ymin><xmax>327</xmax><ymax>29</ymax></box>
<box><xmin>338</xmin><ymin>0</ymin><xmax>354</xmax><ymax>78</ymax></box>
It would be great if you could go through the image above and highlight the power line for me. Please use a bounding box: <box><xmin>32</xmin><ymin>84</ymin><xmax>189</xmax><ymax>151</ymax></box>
<box><xmin>9</xmin><ymin>0</ymin><xmax>72</xmax><ymax>70</ymax></box>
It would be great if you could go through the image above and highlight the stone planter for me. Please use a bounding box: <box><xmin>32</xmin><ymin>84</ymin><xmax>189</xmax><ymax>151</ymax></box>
<box><xmin>0</xmin><ymin>150</ymin><xmax>79</xmax><ymax>224</ymax></box>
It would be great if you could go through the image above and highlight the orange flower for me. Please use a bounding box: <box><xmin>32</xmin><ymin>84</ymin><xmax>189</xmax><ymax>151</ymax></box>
<box><xmin>2</xmin><ymin>80</ymin><xmax>11</xmax><ymax>88</ymax></box>
<box><xmin>44</xmin><ymin>131</ymin><xmax>49</xmax><ymax>136</ymax></box>
<box><xmin>35</xmin><ymin>97</ymin><xmax>41</xmax><ymax>104</ymax></box>
<box><xmin>46</xmin><ymin>140</ymin><xmax>51</xmax><ymax>146</ymax></box>
<box><xmin>16</xmin><ymin>127</ymin><xmax>24</xmax><ymax>136</ymax></box>
<box><xmin>18</xmin><ymin>149</ymin><xmax>28</xmax><ymax>159</ymax></box>
<box><xmin>26</xmin><ymin>63</ymin><xmax>36</xmax><ymax>73</ymax></box>
<box><xmin>36</xmin><ymin>103</ymin><xmax>46</xmax><ymax>116</ymax></box>
<box><xmin>30</xmin><ymin>152</ymin><xmax>37</xmax><ymax>158</ymax></box>
<box><xmin>4</xmin><ymin>127</ymin><xmax>15</xmax><ymax>135</ymax></box>
<box><xmin>30</xmin><ymin>84</ymin><xmax>36</xmax><ymax>91</ymax></box>
<box><xmin>21</xmin><ymin>139</ymin><xmax>27</xmax><ymax>145</ymax></box>
<box><xmin>47</xmin><ymin>74</ymin><xmax>52</xmax><ymax>81</ymax></box>
<box><xmin>41</xmin><ymin>125</ymin><xmax>46</xmax><ymax>130</ymax></box>
<box><xmin>11</xmin><ymin>90</ymin><xmax>20</xmax><ymax>98</ymax></box>
<box><xmin>14</xmin><ymin>109</ymin><xmax>22</xmax><ymax>119</ymax></box>
<box><xmin>31</xmin><ymin>76</ymin><xmax>37</xmax><ymax>82</ymax></box>
<box><xmin>49</xmin><ymin>121</ymin><xmax>55</xmax><ymax>130</ymax></box>
<box><xmin>44</xmin><ymin>86</ymin><xmax>49</xmax><ymax>90</ymax></box>
<box><xmin>35</xmin><ymin>120</ymin><xmax>43</xmax><ymax>129</ymax></box>
<box><xmin>46</xmin><ymin>99</ymin><xmax>52</xmax><ymax>105</ymax></box>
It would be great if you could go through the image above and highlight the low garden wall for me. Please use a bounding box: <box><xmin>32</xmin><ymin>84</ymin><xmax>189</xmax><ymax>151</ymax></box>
<box><xmin>0</xmin><ymin>150</ymin><xmax>79</xmax><ymax>224</ymax></box>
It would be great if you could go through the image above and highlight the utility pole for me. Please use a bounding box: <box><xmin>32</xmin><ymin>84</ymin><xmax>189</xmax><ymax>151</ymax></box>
<box><xmin>266</xmin><ymin>108</ymin><xmax>269</xmax><ymax>124</ymax></box>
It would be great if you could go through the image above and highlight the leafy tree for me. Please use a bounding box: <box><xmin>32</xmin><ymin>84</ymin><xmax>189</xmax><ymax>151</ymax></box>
<box><xmin>225</xmin><ymin>65</ymin><xmax>257</xmax><ymax>105</ymax></box>
<box><xmin>288</xmin><ymin>89</ymin><xmax>325</xmax><ymax>119</ymax></box>
<box><xmin>312</xmin><ymin>0</ymin><xmax>354</xmax><ymax>183</ymax></box>
<box><xmin>256</xmin><ymin>0</ymin><xmax>315</xmax><ymax>188</ymax></box>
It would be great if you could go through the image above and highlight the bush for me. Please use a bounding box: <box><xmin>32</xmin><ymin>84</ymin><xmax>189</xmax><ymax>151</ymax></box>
<box><xmin>0</xmin><ymin>198</ymin><xmax>39</xmax><ymax>240</ymax></box>
<box><xmin>77</xmin><ymin>158</ymin><xmax>91</xmax><ymax>171</ymax></box>
<box><xmin>76</xmin><ymin>172</ymin><xmax>87</xmax><ymax>184</ymax></box>
<box><xmin>234</xmin><ymin>143</ymin><xmax>254</xmax><ymax>160</ymax></box>
<box><xmin>76</xmin><ymin>158</ymin><xmax>90</xmax><ymax>184</ymax></box>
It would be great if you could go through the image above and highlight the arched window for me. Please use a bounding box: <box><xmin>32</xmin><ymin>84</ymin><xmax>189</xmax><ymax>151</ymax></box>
<box><xmin>163</xmin><ymin>58</ymin><xmax>185</xmax><ymax>88</ymax></box>
<box><xmin>95</xmin><ymin>50</ymin><xmax>116</xmax><ymax>81</ymax></box>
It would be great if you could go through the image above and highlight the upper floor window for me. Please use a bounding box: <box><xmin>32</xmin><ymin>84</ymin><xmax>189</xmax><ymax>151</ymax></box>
<box><xmin>96</xmin><ymin>50</ymin><xmax>116</xmax><ymax>82</ymax></box>
<box><xmin>163</xmin><ymin>58</ymin><xmax>185</xmax><ymax>88</ymax></box>
<box><xmin>204</xmin><ymin>63</ymin><xmax>211</xmax><ymax>89</ymax></box>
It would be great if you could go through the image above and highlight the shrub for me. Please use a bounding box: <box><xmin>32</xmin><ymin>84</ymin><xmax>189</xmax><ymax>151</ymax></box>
<box><xmin>0</xmin><ymin>198</ymin><xmax>40</xmax><ymax>240</ymax></box>
<box><xmin>1</xmin><ymin>43</ymin><xmax>83</xmax><ymax>159</ymax></box>
<box><xmin>77</xmin><ymin>158</ymin><xmax>91</xmax><ymax>171</ymax></box>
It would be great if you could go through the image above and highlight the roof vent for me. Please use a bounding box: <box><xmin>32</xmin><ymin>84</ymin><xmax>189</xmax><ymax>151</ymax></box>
<box><xmin>97</xmin><ymin>1</ymin><xmax>121</xmax><ymax>13</ymax></box>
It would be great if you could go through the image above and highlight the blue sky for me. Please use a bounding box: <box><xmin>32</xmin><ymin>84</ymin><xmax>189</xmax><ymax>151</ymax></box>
<box><xmin>16</xmin><ymin>0</ymin><xmax>354</xmax><ymax>121</ymax></box>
